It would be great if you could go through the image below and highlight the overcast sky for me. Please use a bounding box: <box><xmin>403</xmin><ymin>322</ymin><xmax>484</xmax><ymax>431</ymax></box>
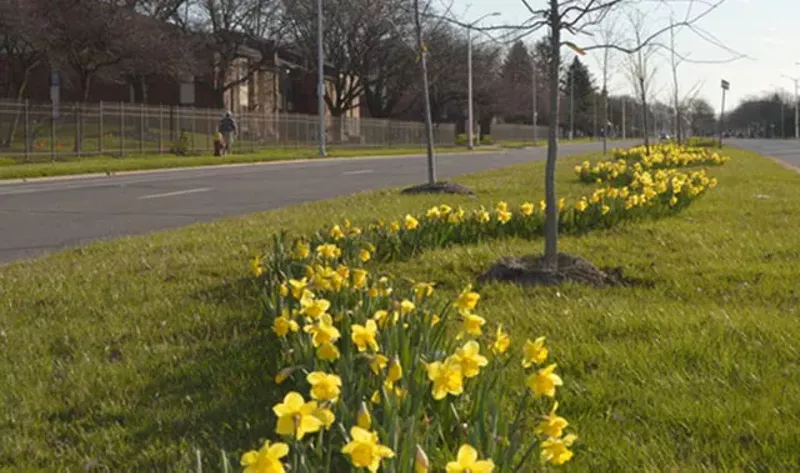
<box><xmin>451</xmin><ymin>0</ymin><xmax>800</xmax><ymax>110</ymax></box>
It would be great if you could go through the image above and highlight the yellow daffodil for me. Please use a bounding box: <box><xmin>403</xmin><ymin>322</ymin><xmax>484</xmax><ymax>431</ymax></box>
<box><xmin>300</xmin><ymin>297</ymin><xmax>330</xmax><ymax>319</ymax></box>
<box><xmin>495</xmin><ymin>201</ymin><xmax>508</xmax><ymax>212</ymax></box>
<box><xmin>520</xmin><ymin>202</ymin><xmax>534</xmax><ymax>216</ymax></box>
<box><xmin>370</xmin><ymin>390</ymin><xmax>381</xmax><ymax>404</ymax></box>
<box><xmin>415</xmin><ymin>445</ymin><xmax>430</xmax><ymax>473</ymax></box>
<box><xmin>317</xmin><ymin>342</ymin><xmax>341</xmax><ymax>361</ymax></box>
<box><xmin>601</xmin><ymin>204</ymin><xmax>611</xmax><ymax>215</ymax></box>
<box><xmin>273</xmin><ymin>313</ymin><xmax>299</xmax><ymax>337</ymax></box>
<box><xmin>431</xmin><ymin>313</ymin><xmax>441</xmax><ymax>326</ymax></box>
<box><xmin>304</xmin><ymin>314</ymin><xmax>341</xmax><ymax>347</ymax></box>
<box><xmin>241</xmin><ymin>440</ymin><xmax>289</xmax><ymax>473</ymax></box>
<box><xmin>293</xmin><ymin>241</ymin><xmax>310</xmax><ymax>259</ymax></box>
<box><xmin>316</xmin><ymin>243</ymin><xmax>341</xmax><ymax>260</ymax></box>
<box><xmin>389</xmin><ymin>221</ymin><xmax>401</xmax><ymax>233</ymax></box>
<box><xmin>445</xmin><ymin>444</ymin><xmax>495</xmax><ymax>473</ymax></box>
<box><xmin>330</xmin><ymin>224</ymin><xmax>345</xmax><ymax>240</ymax></box>
<box><xmin>491</xmin><ymin>324</ymin><xmax>510</xmax><ymax>355</ymax></box>
<box><xmin>404</xmin><ymin>214</ymin><xmax>419</xmax><ymax>230</ymax></box>
<box><xmin>313</xmin><ymin>406</ymin><xmax>336</xmax><ymax>429</ymax></box>
<box><xmin>522</xmin><ymin>337</ymin><xmax>549</xmax><ymax>367</ymax></box>
<box><xmin>426</xmin><ymin>356</ymin><xmax>463</xmax><ymax>400</ymax></box>
<box><xmin>670</xmin><ymin>196</ymin><xmax>679</xmax><ymax>206</ymax></box>
<box><xmin>306</xmin><ymin>371</ymin><xmax>342</xmax><ymax>401</ymax></box>
<box><xmin>539</xmin><ymin>200</ymin><xmax>546</xmax><ymax>211</ymax></box>
<box><xmin>536</xmin><ymin>401</ymin><xmax>569</xmax><ymax>438</ymax></box>
<box><xmin>372</xmin><ymin>310</ymin><xmax>389</xmax><ymax>326</ymax></box>
<box><xmin>496</xmin><ymin>209</ymin><xmax>512</xmax><ymax>224</ymax></box>
<box><xmin>413</xmin><ymin>282</ymin><xmax>435</xmax><ymax>300</ymax></box>
<box><xmin>540</xmin><ymin>434</ymin><xmax>578</xmax><ymax>465</ymax></box>
<box><xmin>279</xmin><ymin>283</ymin><xmax>288</xmax><ymax>297</ymax></box>
<box><xmin>527</xmin><ymin>363</ymin><xmax>563</xmax><ymax>398</ymax></box>
<box><xmin>453</xmin><ymin>340</ymin><xmax>489</xmax><ymax>378</ymax></box>
<box><xmin>352</xmin><ymin>268</ymin><xmax>368</xmax><ymax>289</ymax></box>
<box><xmin>352</xmin><ymin>320</ymin><xmax>380</xmax><ymax>352</ymax></box>
<box><xmin>387</xmin><ymin>357</ymin><xmax>403</xmax><ymax>383</ymax></box>
<box><xmin>357</xmin><ymin>401</ymin><xmax>372</xmax><ymax>429</ymax></box>
<box><xmin>273</xmin><ymin>392</ymin><xmax>323</xmax><ymax>440</ymax></box>
<box><xmin>250</xmin><ymin>256</ymin><xmax>263</xmax><ymax>277</ymax></box>
<box><xmin>558</xmin><ymin>198</ymin><xmax>565</xmax><ymax>211</ymax></box>
<box><xmin>400</xmin><ymin>299</ymin><xmax>416</xmax><ymax>315</ymax></box>
<box><xmin>359</xmin><ymin>249</ymin><xmax>371</xmax><ymax>263</ymax></box>
<box><xmin>426</xmin><ymin>206</ymin><xmax>442</xmax><ymax>219</ymax></box>
<box><xmin>461</xmin><ymin>312</ymin><xmax>486</xmax><ymax>337</ymax></box>
<box><xmin>575</xmin><ymin>199</ymin><xmax>589</xmax><ymax>212</ymax></box>
<box><xmin>455</xmin><ymin>285</ymin><xmax>480</xmax><ymax>313</ymax></box>
<box><xmin>341</xmin><ymin>426</ymin><xmax>395</xmax><ymax>473</ymax></box>
<box><xmin>476</xmin><ymin>207</ymin><xmax>491</xmax><ymax>223</ymax></box>
<box><xmin>370</xmin><ymin>354</ymin><xmax>389</xmax><ymax>375</ymax></box>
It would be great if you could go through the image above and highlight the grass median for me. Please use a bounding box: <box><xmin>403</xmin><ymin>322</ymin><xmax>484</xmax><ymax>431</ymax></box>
<box><xmin>1</xmin><ymin>147</ymin><xmax>798</xmax><ymax>471</ymax></box>
<box><xmin>0</xmin><ymin>145</ymin><xmax>491</xmax><ymax>181</ymax></box>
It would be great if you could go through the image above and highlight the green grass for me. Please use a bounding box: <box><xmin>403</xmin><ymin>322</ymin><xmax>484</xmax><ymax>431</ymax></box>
<box><xmin>1</xmin><ymin>147</ymin><xmax>799</xmax><ymax>471</ymax></box>
<box><xmin>0</xmin><ymin>145</ymin><xmax>488</xmax><ymax>180</ymax></box>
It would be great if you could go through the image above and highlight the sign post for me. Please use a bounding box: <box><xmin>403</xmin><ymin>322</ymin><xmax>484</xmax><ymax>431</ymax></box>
<box><xmin>719</xmin><ymin>79</ymin><xmax>729</xmax><ymax>148</ymax></box>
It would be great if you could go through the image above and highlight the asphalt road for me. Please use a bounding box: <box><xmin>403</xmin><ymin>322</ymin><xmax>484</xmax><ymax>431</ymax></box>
<box><xmin>0</xmin><ymin>141</ymin><xmax>629</xmax><ymax>263</ymax></box>
<box><xmin>727</xmin><ymin>138</ymin><xmax>800</xmax><ymax>170</ymax></box>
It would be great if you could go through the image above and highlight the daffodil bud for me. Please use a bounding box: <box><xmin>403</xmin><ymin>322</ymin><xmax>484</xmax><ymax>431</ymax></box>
<box><xmin>387</xmin><ymin>356</ymin><xmax>403</xmax><ymax>383</ymax></box>
<box><xmin>414</xmin><ymin>445</ymin><xmax>430</xmax><ymax>473</ymax></box>
<box><xmin>357</xmin><ymin>401</ymin><xmax>371</xmax><ymax>429</ymax></box>
<box><xmin>274</xmin><ymin>366</ymin><xmax>296</xmax><ymax>384</ymax></box>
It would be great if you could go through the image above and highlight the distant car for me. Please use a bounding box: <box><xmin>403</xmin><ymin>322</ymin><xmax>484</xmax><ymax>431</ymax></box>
<box><xmin>659</xmin><ymin>132</ymin><xmax>671</xmax><ymax>141</ymax></box>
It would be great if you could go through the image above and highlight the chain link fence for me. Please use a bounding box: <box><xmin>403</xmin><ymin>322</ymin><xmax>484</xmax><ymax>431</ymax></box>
<box><xmin>0</xmin><ymin>99</ymin><xmax>463</xmax><ymax>162</ymax></box>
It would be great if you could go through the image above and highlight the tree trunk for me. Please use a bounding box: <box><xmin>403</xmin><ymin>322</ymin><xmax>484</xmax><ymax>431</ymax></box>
<box><xmin>413</xmin><ymin>0</ymin><xmax>436</xmax><ymax>185</ymax></box>
<box><xmin>602</xmin><ymin>87</ymin><xmax>608</xmax><ymax>154</ymax></box>
<box><xmin>2</xmin><ymin>74</ymin><xmax>31</xmax><ymax>148</ymax></box>
<box><xmin>543</xmin><ymin>3</ymin><xmax>561</xmax><ymax>271</ymax></box>
<box><xmin>639</xmin><ymin>77</ymin><xmax>650</xmax><ymax>154</ymax></box>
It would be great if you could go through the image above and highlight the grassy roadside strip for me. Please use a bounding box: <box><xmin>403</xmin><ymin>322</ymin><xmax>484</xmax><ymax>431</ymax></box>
<box><xmin>1</xmin><ymin>148</ymin><xmax>799</xmax><ymax>471</ymax></box>
<box><xmin>0</xmin><ymin>145</ymin><xmax>496</xmax><ymax>181</ymax></box>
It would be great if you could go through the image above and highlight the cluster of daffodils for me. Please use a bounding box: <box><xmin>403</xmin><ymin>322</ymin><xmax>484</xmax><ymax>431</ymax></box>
<box><xmin>240</xmin><ymin>144</ymin><xmax>725</xmax><ymax>472</ymax></box>
<box><xmin>575</xmin><ymin>143</ymin><xmax>730</xmax><ymax>184</ymax></box>
<box><xmin>244</xmin><ymin>239</ymin><xmax>577</xmax><ymax>472</ymax></box>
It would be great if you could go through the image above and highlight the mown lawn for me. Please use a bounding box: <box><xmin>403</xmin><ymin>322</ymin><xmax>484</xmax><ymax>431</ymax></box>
<box><xmin>1</xmin><ymin>147</ymin><xmax>798</xmax><ymax>471</ymax></box>
<box><xmin>0</xmin><ymin>145</ymin><xmax>486</xmax><ymax>180</ymax></box>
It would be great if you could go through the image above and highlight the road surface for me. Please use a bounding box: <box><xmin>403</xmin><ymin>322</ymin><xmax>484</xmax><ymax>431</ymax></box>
<box><xmin>0</xmin><ymin>141</ymin><xmax>629</xmax><ymax>263</ymax></box>
<box><xmin>728</xmin><ymin>138</ymin><xmax>800</xmax><ymax>170</ymax></box>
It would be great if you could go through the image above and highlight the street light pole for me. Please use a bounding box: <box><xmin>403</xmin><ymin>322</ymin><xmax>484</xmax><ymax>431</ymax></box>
<box><xmin>316</xmin><ymin>0</ymin><xmax>326</xmax><ymax>156</ymax></box>
<box><xmin>532</xmin><ymin>61</ymin><xmax>537</xmax><ymax>145</ymax></box>
<box><xmin>569</xmin><ymin>70</ymin><xmax>574</xmax><ymax>140</ymax></box>
<box><xmin>467</xmin><ymin>26</ymin><xmax>474</xmax><ymax>149</ymax></box>
<box><xmin>464</xmin><ymin>12</ymin><xmax>500</xmax><ymax>150</ymax></box>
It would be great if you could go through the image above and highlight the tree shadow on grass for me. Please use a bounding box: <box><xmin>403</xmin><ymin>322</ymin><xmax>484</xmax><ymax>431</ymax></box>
<box><xmin>121</xmin><ymin>278</ymin><xmax>284</xmax><ymax>471</ymax></box>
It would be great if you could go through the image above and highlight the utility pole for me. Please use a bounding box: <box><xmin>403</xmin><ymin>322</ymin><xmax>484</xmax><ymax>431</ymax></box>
<box><xmin>316</xmin><ymin>0</ymin><xmax>326</xmax><ymax>156</ymax></box>
<box><xmin>622</xmin><ymin>98</ymin><xmax>626</xmax><ymax>139</ymax></box>
<box><xmin>719</xmin><ymin>79</ymin><xmax>729</xmax><ymax>147</ymax></box>
<box><xmin>569</xmin><ymin>69</ymin><xmax>575</xmax><ymax>140</ymax></box>
<box><xmin>782</xmin><ymin>71</ymin><xmax>799</xmax><ymax>139</ymax></box>
<box><xmin>593</xmin><ymin>94</ymin><xmax>597</xmax><ymax>140</ymax></box>
<box><xmin>464</xmin><ymin>12</ymin><xmax>500</xmax><ymax>150</ymax></box>
<box><xmin>532</xmin><ymin>59</ymin><xmax>538</xmax><ymax>145</ymax></box>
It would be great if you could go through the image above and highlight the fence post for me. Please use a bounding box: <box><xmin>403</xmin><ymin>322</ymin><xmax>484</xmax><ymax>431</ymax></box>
<box><xmin>119</xmin><ymin>101</ymin><xmax>125</xmax><ymax>157</ymax></box>
<box><xmin>158</xmin><ymin>104</ymin><xmax>164</xmax><ymax>154</ymax></box>
<box><xmin>191</xmin><ymin>106</ymin><xmax>196</xmax><ymax>153</ymax></box>
<box><xmin>99</xmin><ymin>101</ymin><xmax>104</xmax><ymax>154</ymax></box>
<box><xmin>76</xmin><ymin>103</ymin><xmax>82</xmax><ymax>158</ymax></box>
<box><xmin>50</xmin><ymin>101</ymin><xmax>55</xmax><ymax>162</ymax></box>
<box><xmin>23</xmin><ymin>99</ymin><xmax>29</xmax><ymax>162</ymax></box>
<box><xmin>139</xmin><ymin>102</ymin><xmax>144</xmax><ymax>155</ymax></box>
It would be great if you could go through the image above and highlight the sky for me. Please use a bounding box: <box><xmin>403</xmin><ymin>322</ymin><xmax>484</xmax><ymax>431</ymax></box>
<box><xmin>451</xmin><ymin>0</ymin><xmax>800</xmax><ymax>110</ymax></box>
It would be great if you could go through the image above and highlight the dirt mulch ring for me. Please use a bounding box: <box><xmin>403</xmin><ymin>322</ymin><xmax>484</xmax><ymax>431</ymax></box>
<box><xmin>479</xmin><ymin>253</ymin><xmax>653</xmax><ymax>288</ymax></box>
<box><xmin>401</xmin><ymin>181</ymin><xmax>475</xmax><ymax>196</ymax></box>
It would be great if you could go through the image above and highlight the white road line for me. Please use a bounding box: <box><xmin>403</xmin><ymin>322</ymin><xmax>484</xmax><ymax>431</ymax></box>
<box><xmin>138</xmin><ymin>187</ymin><xmax>213</xmax><ymax>200</ymax></box>
<box><xmin>342</xmin><ymin>169</ymin><xmax>374</xmax><ymax>176</ymax></box>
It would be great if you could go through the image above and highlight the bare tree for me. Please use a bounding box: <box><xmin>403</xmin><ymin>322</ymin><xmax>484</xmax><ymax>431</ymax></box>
<box><xmin>514</xmin><ymin>0</ymin><xmax>729</xmax><ymax>271</ymax></box>
<box><xmin>185</xmin><ymin>0</ymin><xmax>285</xmax><ymax>108</ymax></box>
<box><xmin>0</xmin><ymin>0</ymin><xmax>49</xmax><ymax>147</ymax></box>
<box><xmin>625</xmin><ymin>10</ymin><xmax>659</xmax><ymax>153</ymax></box>
<box><xmin>590</xmin><ymin>19</ymin><xmax>620</xmax><ymax>154</ymax></box>
<box><xmin>413</xmin><ymin>0</ymin><xmax>437</xmax><ymax>185</ymax></box>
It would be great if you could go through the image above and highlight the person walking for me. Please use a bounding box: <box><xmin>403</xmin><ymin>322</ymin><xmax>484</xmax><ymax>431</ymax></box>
<box><xmin>218</xmin><ymin>111</ymin><xmax>237</xmax><ymax>155</ymax></box>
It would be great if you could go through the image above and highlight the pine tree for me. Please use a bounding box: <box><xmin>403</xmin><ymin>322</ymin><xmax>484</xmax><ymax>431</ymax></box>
<box><xmin>498</xmin><ymin>41</ymin><xmax>532</xmax><ymax>123</ymax></box>
<box><xmin>561</xmin><ymin>57</ymin><xmax>596</xmax><ymax>136</ymax></box>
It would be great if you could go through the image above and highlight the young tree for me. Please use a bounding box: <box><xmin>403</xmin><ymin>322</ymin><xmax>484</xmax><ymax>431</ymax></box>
<box><xmin>625</xmin><ymin>10</ymin><xmax>658</xmax><ymax>153</ymax></box>
<box><xmin>517</xmin><ymin>0</ymin><xmax>728</xmax><ymax>272</ymax></box>
<box><xmin>590</xmin><ymin>20</ymin><xmax>619</xmax><ymax>153</ymax></box>
<box><xmin>413</xmin><ymin>0</ymin><xmax>437</xmax><ymax>184</ymax></box>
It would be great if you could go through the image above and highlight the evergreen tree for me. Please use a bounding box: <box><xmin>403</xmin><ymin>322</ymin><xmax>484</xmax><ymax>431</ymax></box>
<box><xmin>497</xmin><ymin>41</ymin><xmax>532</xmax><ymax>123</ymax></box>
<box><xmin>561</xmin><ymin>57</ymin><xmax>596</xmax><ymax>136</ymax></box>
